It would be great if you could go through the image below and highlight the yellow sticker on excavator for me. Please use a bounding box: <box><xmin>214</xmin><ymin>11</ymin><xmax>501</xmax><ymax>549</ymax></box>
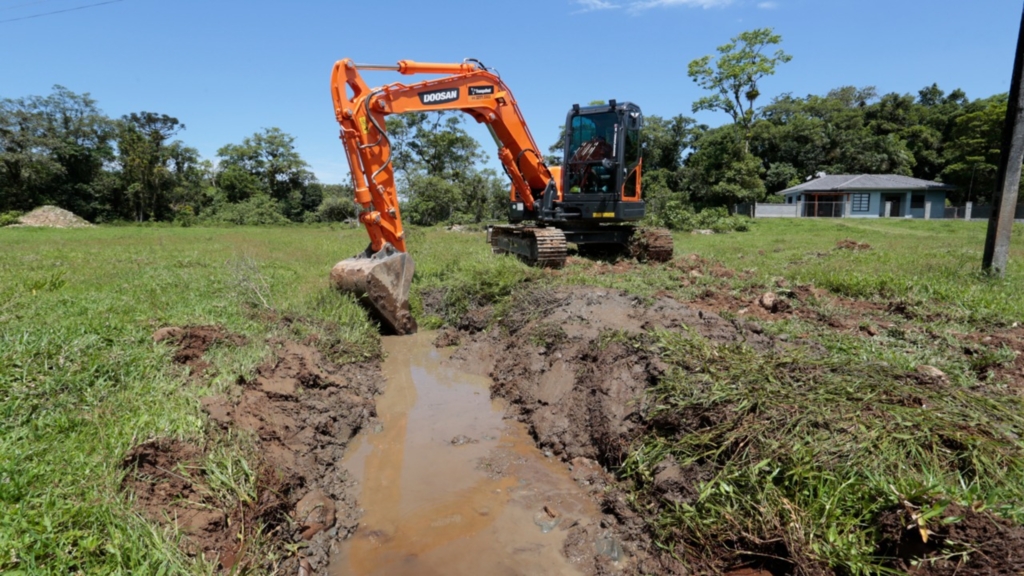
<box><xmin>595</xmin><ymin>212</ymin><xmax>615</xmax><ymax>218</ymax></box>
<box><xmin>360</xmin><ymin>117</ymin><xmax>368</xmax><ymax>134</ymax></box>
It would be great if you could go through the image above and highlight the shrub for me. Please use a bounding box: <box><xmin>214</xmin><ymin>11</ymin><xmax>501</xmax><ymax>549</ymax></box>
<box><xmin>172</xmin><ymin>206</ymin><xmax>198</xmax><ymax>227</ymax></box>
<box><xmin>0</xmin><ymin>210</ymin><xmax>23</xmax><ymax>227</ymax></box>
<box><xmin>305</xmin><ymin>196</ymin><xmax>357</xmax><ymax>223</ymax></box>
<box><xmin>647</xmin><ymin>204</ymin><xmax>752</xmax><ymax>233</ymax></box>
<box><xmin>200</xmin><ymin>195</ymin><xmax>290</xmax><ymax>226</ymax></box>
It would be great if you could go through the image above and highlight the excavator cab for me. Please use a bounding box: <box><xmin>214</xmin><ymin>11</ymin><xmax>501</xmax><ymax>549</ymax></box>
<box><xmin>496</xmin><ymin>99</ymin><xmax>669</xmax><ymax>265</ymax></box>
<box><xmin>518</xmin><ymin>100</ymin><xmax>645</xmax><ymax>225</ymax></box>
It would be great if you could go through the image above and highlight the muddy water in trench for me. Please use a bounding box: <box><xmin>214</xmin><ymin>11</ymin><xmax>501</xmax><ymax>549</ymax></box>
<box><xmin>329</xmin><ymin>332</ymin><xmax>599</xmax><ymax>576</ymax></box>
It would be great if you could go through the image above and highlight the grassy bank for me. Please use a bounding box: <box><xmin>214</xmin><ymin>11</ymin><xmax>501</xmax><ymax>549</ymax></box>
<box><xmin>2</xmin><ymin>218</ymin><xmax>1023</xmax><ymax>573</ymax></box>
<box><xmin>0</xmin><ymin>226</ymin><xmax>377</xmax><ymax>573</ymax></box>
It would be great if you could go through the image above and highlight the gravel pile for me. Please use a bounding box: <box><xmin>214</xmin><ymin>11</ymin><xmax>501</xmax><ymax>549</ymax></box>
<box><xmin>15</xmin><ymin>206</ymin><xmax>94</xmax><ymax>228</ymax></box>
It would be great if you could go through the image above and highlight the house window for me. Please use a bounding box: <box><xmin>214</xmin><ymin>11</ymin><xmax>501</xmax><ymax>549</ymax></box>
<box><xmin>787</xmin><ymin>196</ymin><xmax>793</xmax><ymax>204</ymax></box>
<box><xmin>911</xmin><ymin>194</ymin><xmax>925</xmax><ymax>209</ymax></box>
<box><xmin>851</xmin><ymin>193</ymin><xmax>870</xmax><ymax>212</ymax></box>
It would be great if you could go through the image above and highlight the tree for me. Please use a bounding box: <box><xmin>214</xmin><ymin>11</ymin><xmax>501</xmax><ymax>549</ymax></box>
<box><xmin>641</xmin><ymin>114</ymin><xmax>699</xmax><ymax>173</ymax></box>
<box><xmin>385</xmin><ymin>111</ymin><xmax>504</xmax><ymax>225</ymax></box>
<box><xmin>308</xmin><ymin>183</ymin><xmax>357</xmax><ymax>223</ymax></box>
<box><xmin>682</xmin><ymin>125</ymin><xmax>765</xmax><ymax>208</ymax></box>
<box><xmin>387</xmin><ymin>112</ymin><xmax>484</xmax><ymax>182</ymax></box>
<box><xmin>941</xmin><ymin>94</ymin><xmax>1012</xmax><ymax>204</ymax></box>
<box><xmin>751</xmin><ymin>88</ymin><xmax>916</xmax><ymax>191</ymax></box>
<box><xmin>0</xmin><ymin>86</ymin><xmax>114</xmax><ymax>219</ymax></box>
<box><xmin>115</xmin><ymin>112</ymin><xmax>185</xmax><ymax>221</ymax></box>
<box><xmin>216</xmin><ymin>128</ymin><xmax>317</xmax><ymax>221</ymax></box>
<box><xmin>688</xmin><ymin>28</ymin><xmax>792</xmax><ymax>150</ymax></box>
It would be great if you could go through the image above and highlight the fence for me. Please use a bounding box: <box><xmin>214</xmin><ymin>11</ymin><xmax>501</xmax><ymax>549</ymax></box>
<box><xmin>945</xmin><ymin>203</ymin><xmax>1024</xmax><ymax>220</ymax></box>
<box><xmin>747</xmin><ymin>201</ymin><xmax>1024</xmax><ymax>220</ymax></box>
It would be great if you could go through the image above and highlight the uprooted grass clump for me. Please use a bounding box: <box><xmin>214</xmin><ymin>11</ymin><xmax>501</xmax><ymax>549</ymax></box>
<box><xmin>623</xmin><ymin>330</ymin><xmax>1024</xmax><ymax>574</ymax></box>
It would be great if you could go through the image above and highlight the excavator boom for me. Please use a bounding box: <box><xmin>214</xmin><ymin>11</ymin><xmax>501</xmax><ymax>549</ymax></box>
<box><xmin>328</xmin><ymin>58</ymin><xmax>555</xmax><ymax>333</ymax></box>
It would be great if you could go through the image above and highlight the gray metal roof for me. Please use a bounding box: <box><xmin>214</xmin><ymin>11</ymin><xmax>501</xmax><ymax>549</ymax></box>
<box><xmin>777</xmin><ymin>174</ymin><xmax>956</xmax><ymax>195</ymax></box>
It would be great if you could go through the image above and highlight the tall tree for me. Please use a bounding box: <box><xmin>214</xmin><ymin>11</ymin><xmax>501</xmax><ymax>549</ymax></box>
<box><xmin>385</xmin><ymin>111</ymin><xmax>505</xmax><ymax>224</ymax></box>
<box><xmin>683</xmin><ymin>124</ymin><xmax>765</xmax><ymax>208</ymax></box>
<box><xmin>941</xmin><ymin>94</ymin><xmax>1013</xmax><ymax>204</ymax></box>
<box><xmin>115</xmin><ymin>112</ymin><xmax>185</xmax><ymax>221</ymax></box>
<box><xmin>688</xmin><ymin>28</ymin><xmax>792</xmax><ymax>150</ymax></box>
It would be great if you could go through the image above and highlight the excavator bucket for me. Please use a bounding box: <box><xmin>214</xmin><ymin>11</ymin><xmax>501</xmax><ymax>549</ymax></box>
<box><xmin>330</xmin><ymin>247</ymin><xmax>417</xmax><ymax>335</ymax></box>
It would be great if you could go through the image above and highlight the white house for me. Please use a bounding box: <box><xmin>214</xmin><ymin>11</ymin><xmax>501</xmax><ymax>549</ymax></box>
<box><xmin>777</xmin><ymin>174</ymin><xmax>956</xmax><ymax>219</ymax></box>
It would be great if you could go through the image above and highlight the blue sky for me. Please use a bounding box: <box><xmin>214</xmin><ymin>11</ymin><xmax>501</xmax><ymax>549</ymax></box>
<box><xmin>1</xmin><ymin>0</ymin><xmax>1020</xmax><ymax>184</ymax></box>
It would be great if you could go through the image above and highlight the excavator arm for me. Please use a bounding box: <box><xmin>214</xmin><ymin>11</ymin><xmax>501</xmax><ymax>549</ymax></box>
<box><xmin>328</xmin><ymin>58</ymin><xmax>556</xmax><ymax>334</ymax></box>
<box><xmin>330</xmin><ymin>58</ymin><xmax>555</xmax><ymax>252</ymax></box>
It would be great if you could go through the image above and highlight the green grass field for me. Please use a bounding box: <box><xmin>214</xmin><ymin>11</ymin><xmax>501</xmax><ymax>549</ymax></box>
<box><xmin>2</xmin><ymin>218</ymin><xmax>1023</xmax><ymax>574</ymax></box>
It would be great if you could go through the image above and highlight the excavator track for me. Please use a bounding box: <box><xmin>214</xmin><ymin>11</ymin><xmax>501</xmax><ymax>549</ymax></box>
<box><xmin>488</xmin><ymin>226</ymin><xmax>567</xmax><ymax>268</ymax></box>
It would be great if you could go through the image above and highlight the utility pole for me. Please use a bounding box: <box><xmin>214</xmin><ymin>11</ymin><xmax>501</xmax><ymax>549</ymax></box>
<box><xmin>983</xmin><ymin>3</ymin><xmax>1024</xmax><ymax>276</ymax></box>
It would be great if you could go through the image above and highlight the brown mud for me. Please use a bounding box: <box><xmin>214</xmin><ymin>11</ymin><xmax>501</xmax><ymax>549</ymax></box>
<box><xmin>330</xmin><ymin>332</ymin><xmax>620</xmax><ymax>576</ymax></box>
<box><xmin>124</xmin><ymin>326</ymin><xmax>381</xmax><ymax>572</ymax></box>
<box><xmin>152</xmin><ymin>325</ymin><xmax>247</xmax><ymax>374</ymax></box>
<box><xmin>877</xmin><ymin>503</ymin><xmax>1024</xmax><ymax>575</ymax></box>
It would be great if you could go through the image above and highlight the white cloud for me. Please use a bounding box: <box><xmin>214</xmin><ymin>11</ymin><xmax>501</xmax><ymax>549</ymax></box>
<box><xmin>757</xmin><ymin>1</ymin><xmax>778</xmax><ymax>8</ymax></box>
<box><xmin>628</xmin><ymin>0</ymin><xmax>733</xmax><ymax>12</ymax></box>
<box><xmin>573</xmin><ymin>0</ymin><xmax>621</xmax><ymax>13</ymax></box>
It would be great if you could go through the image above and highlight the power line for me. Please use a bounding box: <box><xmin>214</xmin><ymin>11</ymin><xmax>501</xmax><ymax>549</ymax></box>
<box><xmin>0</xmin><ymin>0</ymin><xmax>124</xmax><ymax>23</ymax></box>
<box><xmin>1</xmin><ymin>0</ymin><xmax>64</xmax><ymax>12</ymax></box>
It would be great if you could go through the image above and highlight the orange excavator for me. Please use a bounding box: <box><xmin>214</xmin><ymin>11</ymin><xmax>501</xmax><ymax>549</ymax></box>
<box><xmin>329</xmin><ymin>58</ymin><xmax>673</xmax><ymax>335</ymax></box>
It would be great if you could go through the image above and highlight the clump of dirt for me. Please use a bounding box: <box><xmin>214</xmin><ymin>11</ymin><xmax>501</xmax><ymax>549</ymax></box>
<box><xmin>122</xmin><ymin>438</ymin><xmax>287</xmax><ymax>569</ymax></box>
<box><xmin>13</xmin><ymin>205</ymin><xmax>94</xmax><ymax>228</ymax></box>
<box><xmin>628</xmin><ymin>228</ymin><xmax>674</xmax><ymax>263</ymax></box>
<box><xmin>876</xmin><ymin>503</ymin><xmax>1024</xmax><ymax>574</ymax></box>
<box><xmin>153</xmin><ymin>325</ymin><xmax>247</xmax><ymax>373</ymax></box>
<box><xmin>127</xmin><ymin>328</ymin><xmax>381</xmax><ymax>572</ymax></box>
<box><xmin>418</xmin><ymin>287</ymin><xmax>446</xmax><ymax>318</ymax></box>
<box><xmin>964</xmin><ymin>326</ymin><xmax>1024</xmax><ymax>390</ymax></box>
<box><xmin>835</xmin><ymin>239</ymin><xmax>871</xmax><ymax>251</ymax></box>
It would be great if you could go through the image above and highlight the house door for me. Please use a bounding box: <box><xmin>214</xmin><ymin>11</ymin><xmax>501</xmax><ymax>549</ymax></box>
<box><xmin>881</xmin><ymin>194</ymin><xmax>902</xmax><ymax>217</ymax></box>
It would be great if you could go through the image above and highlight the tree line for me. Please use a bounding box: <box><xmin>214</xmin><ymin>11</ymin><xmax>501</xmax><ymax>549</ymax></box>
<box><xmin>611</xmin><ymin>28</ymin><xmax>1013</xmax><ymax>226</ymax></box>
<box><xmin>1</xmin><ymin>30</ymin><xmax>1014</xmax><ymax>227</ymax></box>
<box><xmin>0</xmin><ymin>87</ymin><xmax>353</xmax><ymax>225</ymax></box>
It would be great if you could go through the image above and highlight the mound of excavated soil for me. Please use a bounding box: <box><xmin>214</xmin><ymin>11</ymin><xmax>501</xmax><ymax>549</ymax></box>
<box><xmin>441</xmin><ymin>287</ymin><xmax>776</xmax><ymax>574</ymax></box>
<box><xmin>125</xmin><ymin>326</ymin><xmax>381</xmax><ymax>572</ymax></box>
<box><xmin>14</xmin><ymin>205</ymin><xmax>94</xmax><ymax>228</ymax></box>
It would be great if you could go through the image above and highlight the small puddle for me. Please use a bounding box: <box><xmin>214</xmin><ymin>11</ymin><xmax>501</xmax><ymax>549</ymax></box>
<box><xmin>330</xmin><ymin>332</ymin><xmax>600</xmax><ymax>575</ymax></box>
